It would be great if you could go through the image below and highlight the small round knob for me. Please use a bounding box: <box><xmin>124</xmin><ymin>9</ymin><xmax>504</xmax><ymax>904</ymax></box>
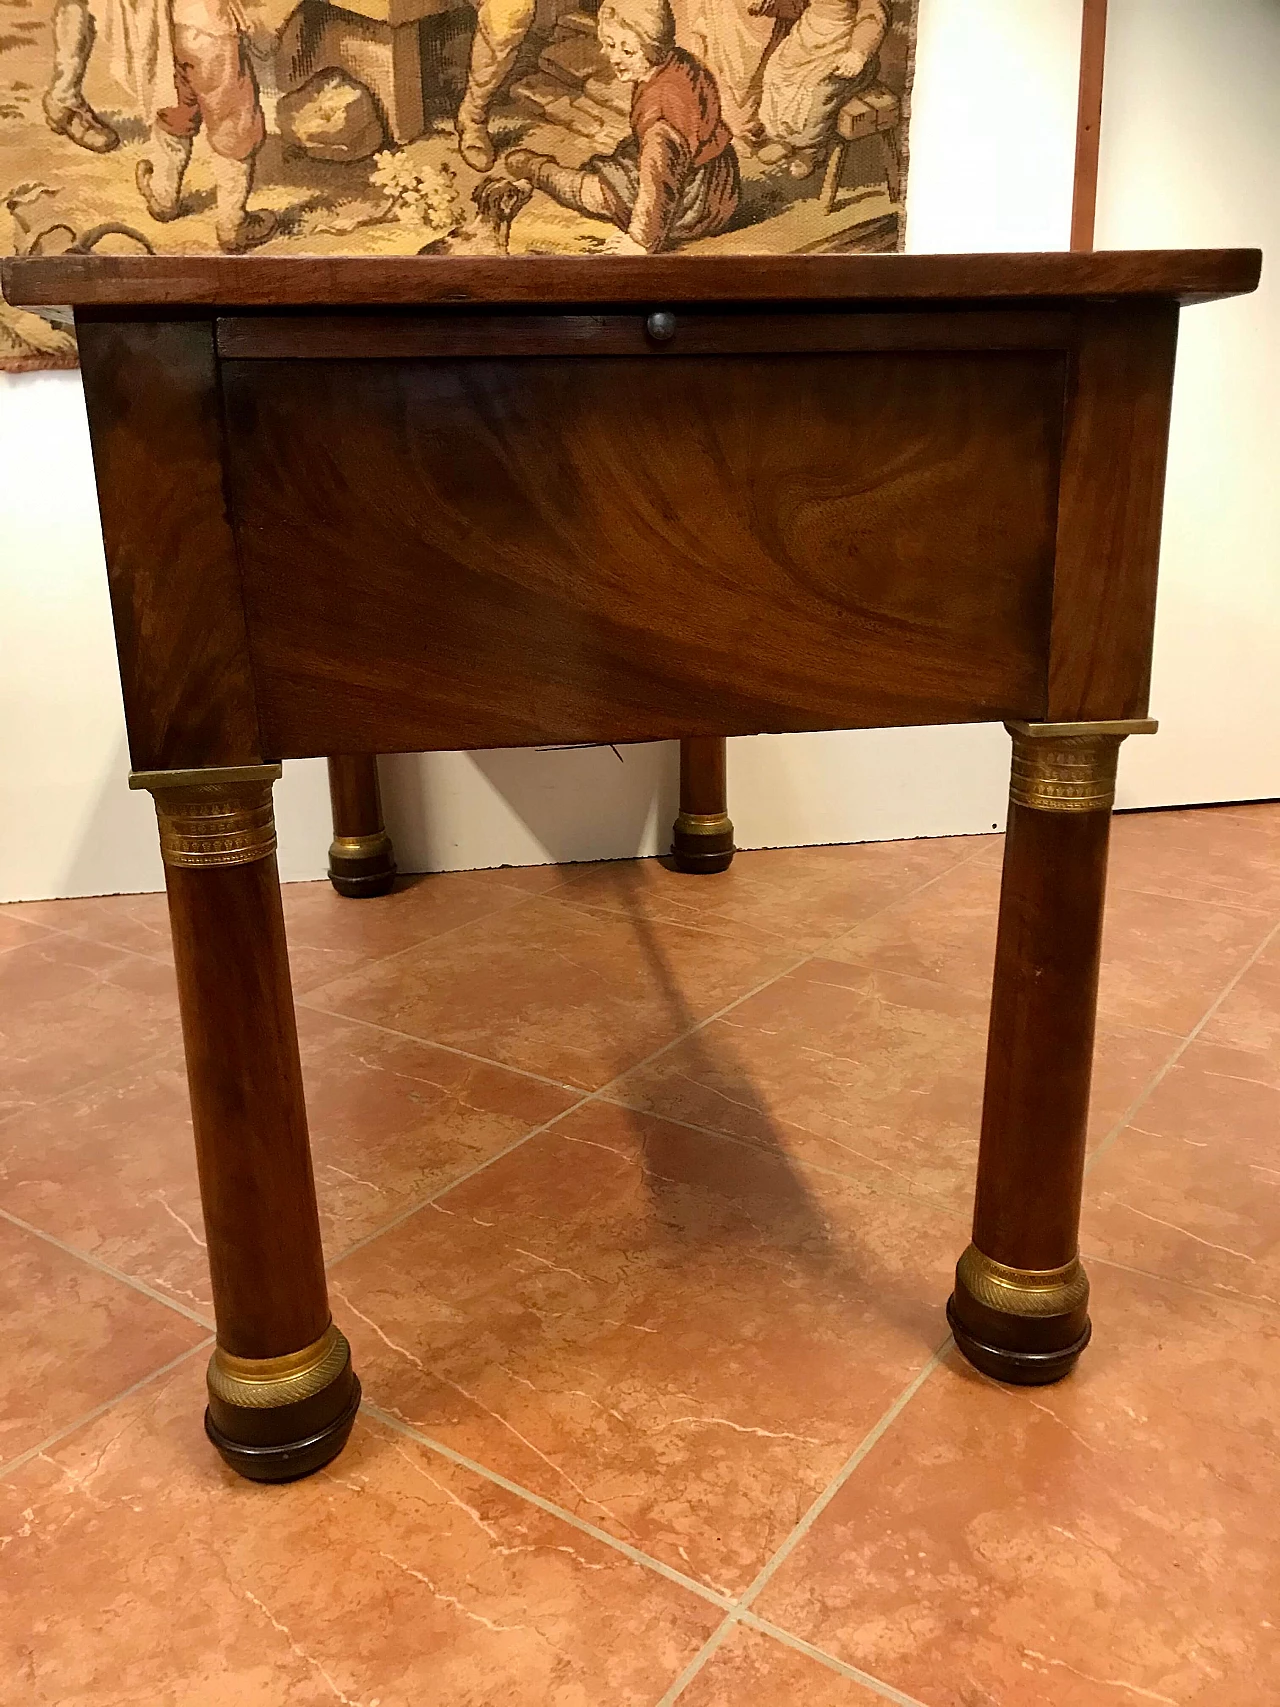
<box><xmin>646</xmin><ymin>311</ymin><xmax>676</xmax><ymax>343</ymax></box>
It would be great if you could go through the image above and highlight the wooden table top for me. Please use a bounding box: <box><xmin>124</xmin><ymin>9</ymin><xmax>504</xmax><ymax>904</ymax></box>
<box><xmin>2</xmin><ymin>249</ymin><xmax>1262</xmax><ymax>310</ymax></box>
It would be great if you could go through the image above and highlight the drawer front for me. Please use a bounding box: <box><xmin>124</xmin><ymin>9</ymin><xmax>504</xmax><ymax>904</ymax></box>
<box><xmin>216</xmin><ymin>307</ymin><xmax>1075</xmax><ymax>361</ymax></box>
<box><xmin>220</xmin><ymin>345</ymin><xmax>1066</xmax><ymax>756</ymax></box>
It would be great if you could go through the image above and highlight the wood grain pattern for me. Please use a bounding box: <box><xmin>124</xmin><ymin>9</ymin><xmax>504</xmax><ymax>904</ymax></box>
<box><xmin>76</xmin><ymin>317</ymin><xmax>261</xmax><ymax>769</ymax></box>
<box><xmin>1047</xmin><ymin>303</ymin><xmax>1180</xmax><ymax>720</ymax></box>
<box><xmin>2</xmin><ymin>248</ymin><xmax>1261</xmax><ymax>309</ymax></box>
<box><xmin>327</xmin><ymin>754</ymin><xmax>386</xmax><ymax>839</ymax></box>
<box><xmin>679</xmin><ymin>737</ymin><xmax>729</xmax><ymax>820</ymax></box>
<box><xmin>165</xmin><ymin>852</ymin><xmax>330</xmax><ymax>1359</ymax></box>
<box><xmin>971</xmin><ymin>800</ymin><xmax>1112</xmax><ymax>1271</ymax></box>
<box><xmin>220</xmin><ymin>350</ymin><xmax>1067</xmax><ymax>755</ymax></box>
<box><xmin>215</xmin><ymin>309</ymin><xmax>1076</xmax><ymax>362</ymax></box>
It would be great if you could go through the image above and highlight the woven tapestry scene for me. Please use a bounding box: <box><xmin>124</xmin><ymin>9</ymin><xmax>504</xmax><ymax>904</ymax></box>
<box><xmin>0</xmin><ymin>0</ymin><xmax>916</xmax><ymax>367</ymax></box>
<box><xmin>0</xmin><ymin>0</ymin><xmax>916</xmax><ymax>363</ymax></box>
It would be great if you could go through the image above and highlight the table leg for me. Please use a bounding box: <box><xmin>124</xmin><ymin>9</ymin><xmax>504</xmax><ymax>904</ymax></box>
<box><xmin>131</xmin><ymin>764</ymin><xmax>361</xmax><ymax>1480</ymax></box>
<box><xmin>327</xmin><ymin>754</ymin><xmax>397</xmax><ymax>898</ymax></box>
<box><xmin>948</xmin><ymin>718</ymin><xmax>1154</xmax><ymax>1384</ymax></box>
<box><xmin>671</xmin><ymin>736</ymin><xmax>735</xmax><ymax>873</ymax></box>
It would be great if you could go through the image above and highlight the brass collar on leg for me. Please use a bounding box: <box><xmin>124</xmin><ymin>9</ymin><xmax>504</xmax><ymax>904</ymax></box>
<box><xmin>208</xmin><ymin>1322</ymin><xmax>351</xmax><ymax>1411</ymax></box>
<box><xmin>1005</xmin><ymin>719</ymin><xmax>1158</xmax><ymax>814</ymax></box>
<box><xmin>673</xmin><ymin>811</ymin><xmax>733</xmax><ymax>839</ymax></box>
<box><xmin>130</xmin><ymin>763</ymin><xmax>282</xmax><ymax>869</ymax></box>
<box><xmin>329</xmin><ymin>831</ymin><xmax>394</xmax><ymax>861</ymax></box>
<box><xmin>957</xmin><ymin>1244</ymin><xmax>1090</xmax><ymax>1319</ymax></box>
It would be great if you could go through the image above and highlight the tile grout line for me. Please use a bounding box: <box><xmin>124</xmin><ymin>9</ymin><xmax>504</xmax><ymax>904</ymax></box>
<box><xmin>737</xmin><ymin>1339</ymin><xmax>952</xmax><ymax>1607</ymax></box>
<box><xmin>0</xmin><ymin>924</ymin><xmax>61</xmax><ymax>959</ymax></box>
<box><xmin>327</xmin><ymin>842</ymin><xmax>994</xmax><ymax>1270</ymax></box>
<box><xmin>358</xmin><ymin>1400</ymin><xmax>735</xmax><ymax>1611</ymax></box>
<box><xmin>333</xmin><ymin>845</ymin><xmax>1275</xmax><ymax>1704</ymax></box>
<box><xmin>0</xmin><ymin>848</ymin><xmax>981</xmax><ymax>1702</ymax></box>
<box><xmin>738</xmin><ymin>1613</ymin><xmax>934</xmax><ymax>1707</ymax></box>
<box><xmin>299</xmin><ymin>851</ymin><xmax>901</xmax><ymax>1005</ymax></box>
<box><xmin>0</xmin><ymin>1029</ymin><xmax>183</xmax><ymax>1141</ymax></box>
<box><xmin>601</xmin><ymin>1096</ymin><xmax>971</xmax><ymax>1222</ymax></box>
<box><xmin>0</xmin><ymin>840</ymin><xmax>986</xmax><ymax>1338</ymax></box>
<box><xmin>0</xmin><ymin>1335</ymin><xmax>214</xmax><ymax>1484</ymax></box>
<box><xmin>294</xmin><ymin>883</ymin><xmax>554</xmax><ymax>988</ymax></box>
<box><xmin>361</xmin><ymin>1387</ymin><xmax>938</xmax><ymax>1707</ymax></box>
<box><xmin>327</xmin><ymin>1096</ymin><xmax>599</xmax><ymax>1267</ymax></box>
<box><xmin>0</xmin><ymin>878</ymin><xmax>559</xmax><ymax>1127</ymax></box>
<box><xmin>4</xmin><ymin>1323</ymin><xmax>942</xmax><ymax>1707</ymax></box>
<box><xmin>646</xmin><ymin>879</ymin><xmax>1280</xmax><ymax>1701</ymax></box>
<box><xmin>294</xmin><ymin>1000</ymin><xmax>586</xmax><ymax>1095</ymax></box>
<box><xmin>1084</xmin><ymin>916</ymin><xmax>1280</xmax><ymax>1177</ymax></box>
<box><xmin>304</xmin><ymin>836</ymin><xmax>993</xmax><ymax>1100</ymax></box>
<box><xmin>652</xmin><ymin>1341</ymin><xmax>953</xmax><ymax>1707</ymax></box>
<box><xmin>0</xmin><ymin>1037</ymin><xmax>184</xmax><ymax>1139</ymax></box>
<box><xmin>3</xmin><ymin>825</ymin><xmax>1275</xmax><ymax>1693</ymax></box>
<box><xmin>0</xmin><ymin>869</ymin><xmax>549</xmax><ymax>979</ymax></box>
<box><xmin>329</xmin><ymin>852</ymin><xmax>976</xmax><ymax>1692</ymax></box>
<box><xmin>325</xmin><ymin>954</ymin><xmax>817</xmax><ymax>1269</ymax></box>
<box><xmin>1085</xmin><ymin>1249</ymin><xmax>1280</xmax><ymax>1315</ymax></box>
<box><xmin>325</xmin><ymin>1037</ymin><xmax>976</xmax><ymax>1283</ymax></box>
<box><xmin>14</xmin><ymin>835</ymin><xmax>1259</xmax><ymax>1693</ymax></box>
<box><xmin>1</xmin><ymin>832</ymin><xmax>983</xmax><ymax>1148</ymax></box>
<box><xmin>0</xmin><ymin>909</ymin><xmax>174</xmax><ymax>968</ymax></box>
<box><xmin>329</xmin><ymin>856</ymin><xmax>992</xmax><ymax>1686</ymax></box>
<box><xmin>1107</xmin><ymin>879</ymin><xmax>1278</xmax><ymax>920</ymax></box>
<box><xmin>0</xmin><ymin>1205</ymin><xmax>216</xmax><ymax>1330</ymax></box>
<box><xmin>311</xmin><ymin>833</ymin><xmax>992</xmax><ymax>974</ymax></box>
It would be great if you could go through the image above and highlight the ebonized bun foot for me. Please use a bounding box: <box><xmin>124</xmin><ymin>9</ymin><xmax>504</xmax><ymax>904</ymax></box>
<box><xmin>205</xmin><ymin>1375</ymin><xmax>362</xmax><ymax>1482</ymax></box>
<box><xmin>947</xmin><ymin>1296</ymin><xmax>1091</xmax><ymax>1386</ymax></box>
<box><xmin>204</xmin><ymin>1326</ymin><xmax>362</xmax><ymax>1483</ymax></box>
<box><xmin>670</xmin><ymin>811</ymin><xmax>735</xmax><ymax>874</ymax></box>
<box><xmin>327</xmin><ymin>831</ymin><xmax>397</xmax><ymax>898</ymax></box>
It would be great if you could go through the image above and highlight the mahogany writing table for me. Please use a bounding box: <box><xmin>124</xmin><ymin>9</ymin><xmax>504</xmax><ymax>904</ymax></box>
<box><xmin>3</xmin><ymin>249</ymin><xmax>1261</xmax><ymax>1483</ymax></box>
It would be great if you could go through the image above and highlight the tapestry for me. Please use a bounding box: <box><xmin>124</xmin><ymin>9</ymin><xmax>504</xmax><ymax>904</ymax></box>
<box><xmin>1</xmin><ymin>0</ymin><xmax>917</xmax><ymax>368</ymax></box>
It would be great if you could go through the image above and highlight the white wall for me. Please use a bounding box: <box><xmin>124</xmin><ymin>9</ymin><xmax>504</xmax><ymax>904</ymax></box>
<box><xmin>1</xmin><ymin>0</ymin><xmax>1275</xmax><ymax>902</ymax></box>
<box><xmin>1095</xmin><ymin>0</ymin><xmax>1280</xmax><ymax>808</ymax></box>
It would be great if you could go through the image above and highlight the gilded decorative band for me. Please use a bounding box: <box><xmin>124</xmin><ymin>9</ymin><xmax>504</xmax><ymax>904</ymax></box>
<box><xmin>1004</xmin><ymin>719</ymin><xmax>1157</xmax><ymax>815</ymax></box>
<box><xmin>130</xmin><ymin>764</ymin><xmax>282</xmax><ymax>870</ymax></box>
<box><xmin>674</xmin><ymin>811</ymin><xmax>733</xmax><ymax>839</ymax></box>
<box><xmin>154</xmin><ymin>784</ymin><xmax>276</xmax><ymax>868</ymax></box>
<box><xmin>207</xmin><ymin>1322</ymin><xmax>350</xmax><ymax>1411</ymax></box>
<box><xmin>1008</xmin><ymin>731</ymin><xmax>1122</xmax><ymax>813</ymax></box>
<box><xmin>330</xmin><ymin>831</ymin><xmax>393</xmax><ymax>862</ymax></box>
<box><xmin>957</xmin><ymin>1245</ymin><xmax>1089</xmax><ymax>1319</ymax></box>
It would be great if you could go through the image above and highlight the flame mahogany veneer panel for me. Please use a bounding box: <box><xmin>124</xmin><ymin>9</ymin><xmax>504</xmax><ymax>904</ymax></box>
<box><xmin>76</xmin><ymin>317</ymin><xmax>262</xmax><ymax>770</ymax></box>
<box><xmin>220</xmin><ymin>350</ymin><xmax>1066</xmax><ymax>756</ymax></box>
<box><xmin>1048</xmin><ymin>303</ymin><xmax>1180</xmax><ymax>721</ymax></box>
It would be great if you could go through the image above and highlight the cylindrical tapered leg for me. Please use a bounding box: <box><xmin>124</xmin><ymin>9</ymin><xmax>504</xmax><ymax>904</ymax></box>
<box><xmin>327</xmin><ymin>754</ymin><xmax>396</xmax><ymax>898</ymax></box>
<box><xmin>131</xmin><ymin>764</ymin><xmax>360</xmax><ymax>1480</ymax></box>
<box><xmin>949</xmin><ymin>718</ymin><xmax>1154</xmax><ymax>1385</ymax></box>
<box><xmin>671</xmin><ymin>736</ymin><xmax>735</xmax><ymax>874</ymax></box>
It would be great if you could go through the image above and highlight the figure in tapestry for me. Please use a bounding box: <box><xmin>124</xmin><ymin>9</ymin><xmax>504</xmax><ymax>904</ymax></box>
<box><xmin>2</xmin><ymin>0</ymin><xmax>917</xmax><ymax>369</ymax></box>
<box><xmin>506</xmin><ymin>0</ymin><xmax>739</xmax><ymax>254</ymax></box>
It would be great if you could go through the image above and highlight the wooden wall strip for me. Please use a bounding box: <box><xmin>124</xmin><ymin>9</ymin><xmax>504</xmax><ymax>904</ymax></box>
<box><xmin>1071</xmin><ymin>0</ymin><xmax>1109</xmax><ymax>252</ymax></box>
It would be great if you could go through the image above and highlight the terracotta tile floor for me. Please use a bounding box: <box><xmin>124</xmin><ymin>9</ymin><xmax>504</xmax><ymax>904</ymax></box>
<box><xmin>2</xmin><ymin>802</ymin><xmax>1279</xmax><ymax>1705</ymax></box>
